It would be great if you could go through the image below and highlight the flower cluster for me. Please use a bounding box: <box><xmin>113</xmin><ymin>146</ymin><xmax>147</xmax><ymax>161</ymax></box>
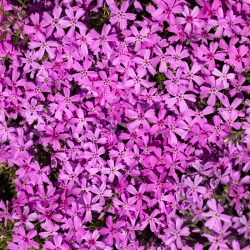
<box><xmin>0</xmin><ymin>0</ymin><xmax>250</xmax><ymax>249</ymax></box>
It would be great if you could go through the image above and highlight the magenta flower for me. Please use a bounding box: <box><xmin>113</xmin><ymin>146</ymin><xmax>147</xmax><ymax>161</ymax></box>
<box><xmin>165</xmin><ymin>44</ymin><xmax>189</xmax><ymax>70</ymax></box>
<box><xmin>30</xmin><ymin>184</ymin><xmax>59</xmax><ymax>207</ymax></box>
<box><xmin>82</xmin><ymin>229</ymin><xmax>105</xmax><ymax>249</ymax></box>
<box><xmin>40</xmin><ymin>123</ymin><xmax>69</xmax><ymax>151</ymax></box>
<box><xmin>176</xmin><ymin>6</ymin><xmax>205</xmax><ymax>34</ymax></box>
<box><xmin>59</xmin><ymin>164</ymin><xmax>83</xmax><ymax>188</ymax></box>
<box><xmin>37</xmin><ymin>203</ymin><xmax>63</xmax><ymax>224</ymax></box>
<box><xmin>0</xmin><ymin>200</ymin><xmax>14</xmax><ymax>227</ymax></box>
<box><xmin>60</xmin><ymin>7</ymin><xmax>86</xmax><ymax>37</ymax></box>
<box><xmin>228</xmin><ymin>75</ymin><xmax>250</xmax><ymax>99</ymax></box>
<box><xmin>22</xmin><ymin>13</ymin><xmax>47</xmax><ymax>35</ymax></box>
<box><xmin>124</xmin><ymin>67</ymin><xmax>154</xmax><ymax>95</ymax></box>
<box><xmin>127</xmin><ymin>183</ymin><xmax>151</xmax><ymax>211</ymax></box>
<box><xmin>232</xmin><ymin>240</ymin><xmax>250</xmax><ymax>250</ymax></box>
<box><xmin>204</xmin><ymin>115</ymin><xmax>228</xmax><ymax>143</ymax></box>
<box><xmin>147</xmin><ymin>170</ymin><xmax>173</xmax><ymax>199</ymax></box>
<box><xmin>152</xmin><ymin>0</ymin><xmax>183</xmax><ymax>24</ymax></box>
<box><xmin>164</xmin><ymin>218</ymin><xmax>190</xmax><ymax>249</ymax></box>
<box><xmin>200</xmin><ymin>76</ymin><xmax>225</xmax><ymax>106</ymax></box>
<box><xmin>82</xmin><ymin>143</ymin><xmax>106</xmax><ymax>167</ymax></box>
<box><xmin>89</xmin><ymin>24</ymin><xmax>118</xmax><ymax>55</ymax></box>
<box><xmin>63</xmin><ymin>216</ymin><xmax>86</xmax><ymax>242</ymax></box>
<box><xmin>10</xmin><ymin>137</ymin><xmax>33</xmax><ymax>161</ymax></box>
<box><xmin>198</xmin><ymin>42</ymin><xmax>226</xmax><ymax>71</ymax></box>
<box><xmin>0</xmin><ymin>121</ymin><xmax>15</xmax><ymax>143</ymax></box>
<box><xmin>73</xmin><ymin>59</ymin><xmax>98</xmax><ymax>85</ymax></box>
<box><xmin>28</xmin><ymin>32</ymin><xmax>58</xmax><ymax>60</ymax></box>
<box><xmin>44</xmin><ymin>235</ymin><xmax>69</xmax><ymax>250</ymax></box>
<box><xmin>91</xmin><ymin>181</ymin><xmax>113</xmax><ymax>205</ymax></box>
<box><xmin>165</xmin><ymin>85</ymin><xmax>196</xmax><ymax>113</ymax></box>
<box><xmin>20</xmin><ymin>50</ymin><xmax>40</xmax><ymax>73</ymax></box>
<box><xmin>140</xmin><ymin>209</ymin><xmax>162</xmax><ymax>232</ymax></box>
<box><xmin>12</xmin><ymin>206</ymin><xmax>37</xmax><ymax>230</ymax></box>
<box><xmin>237</xmin><ymin>215</ymin><xmax>250</xmax><ymax>238</ymax></box>
<box><xmin>126</xmin><ymin>103</ymin><xmax>156</xmax><ymax>129</ymax></box>
<box><xmin>23</xmin><ymin>98</ymin><xmax>43</xmax><ymax>125</ymax></box>
<box><xmin>134</xmin><ymin>49</ymin><xmax>158</xmax><ymax>75</ymax></box>
<box><xmin>202</xmin><ymin>232</ymin><xmax>230</xmax><ymax>250</ymax></box>
<box><xmin>119</xmin><ymin>123</ymin><xmax>145</xmax><ymax>149</ymax></box>
<box><xmin>223</xmin><ymin>10</ymin><xmax>243</xmax><ymax>37</ymax></box>
<box><xmin>113</xmin><ymin>193</ymin><xmax>136</xmax><ymax>219</ymax></box>
<box><xmin>12</xmin><ymin>227</ymin><xmax>39</xmax><ymax>250</ymax></box>
<box><xmin>99</xmin><ymin>216</ymin><xmax>126</xmax><ymax>246</ymax></box>
<box><xmin>212</xmin><ymin>64</ymin><xmax>235</xmax><ymax>89</ymax></box>
<box><xmin>184</xmin><ymin>175</ymin><xmax>207</xmax><ymax>202</ymax></box>
<box><xmin>183</xmin><ymin>63</ymin><xmax>204</xmax><ymax>91</ymax></box>
<box><xmin>225</xmin><ymin>45</ymin><xmax>249</xmax><ymax>73</ymax></box>
<box><xmin>42</xmin><ymin>6</ymin><xmax>64</xmax><ymax>37</ymax></box>
<box><xmin>164</xmin><ymin>68</ymin><xmax>189</xmax><ymax>89</ymax></box>
<box><xmin>124</xmin><ymin>25</ymin><xmax>150</xmax><ymax>52</ymax></box>
<box><xmin>81</xmin><ymin>193</ymin><xmax>103</xmax><ymax>222</ymax></box>
<box><xmin>202</xmin><ymin>198</ymin><xmax>231</xmax><ymax>229</ymax></box>
<box><xmin>110</xmin><ymin>1</ymin><xmax>136</xmax><ymax>30</ymax></box>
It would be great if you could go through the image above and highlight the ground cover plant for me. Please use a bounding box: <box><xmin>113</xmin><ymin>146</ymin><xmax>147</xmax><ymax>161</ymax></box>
<box><xmin>0</xmin><ymin>0</ymin><xmax>250</xmax><ymax>249</ymax></box>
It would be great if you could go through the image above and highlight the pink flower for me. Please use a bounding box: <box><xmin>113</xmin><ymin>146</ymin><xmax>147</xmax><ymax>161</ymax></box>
<box><xmin>124</xmin><ymin>67</ymin><xmax>154</xmax><ymax>95</ymax></box>
<box><xmin>110</xmin><ymin>1</ymin><xmax>136</xmax><ymax>30</ymax></box>
<box><xmin>80</xmin><ymin>193</ymin><xmax>103</xmax><ymax>222</ymax></box>
<box><xmin>165</xmin><ymin>85</ymin><xmax>196</xmax><ymax>113</ymax></box>
<box><xmin>212</xmin><ymin>64</ymin><xmax>235</xmax><ymax>89</ymax></box>
<box><xmin>99</xmin><ymin>216</ymin><xmax>126</xmax><ymax>246</ymax></box>
<box><xmin>124</xmin><ymin>25</ymin><xmax>150</xmax><ymax>52</ymax></box>
<box><xmin>164</xmin><ymin>218</ymin><xmax>190</xmax><ymax>249</ymax></box>
<box><xmin>12</xmin><ymin>227</ymin><xmax>39</xmax><ymax>249</ymax></box>
<box><xmin>140</xmin><ymin>209</ymin><xmax>162</xmax><ymax>232</ymax></box>
<box><xmin>176</xmin><ymin>6</ymin><xmax>205</xmax><ymax>34</ymax></box>
<box><xmin>152</xmin><ymin>0</ymin><xmax>183</xmax><ymax>24</ymax></box>
<box><xmin>44</xmin><ymin>235</ymin><xmax>69</xmax><ymax>250</ymax></box>
<box><xmin>202</xmin><ymin>198</ymin><xmax>231</xmax><ymax>229</ymax></box>
<box><xmin>42</xmin><ymin>6</ymin><xmax>65</xmax><ymax>37</ymax></box>
<box><xmin>184</xmin><ymin>175</ymin><xmax>207</xmax><ymax>202</ymax></box>
<box><xmin>200</xmin><ymin>76</ymin><xmax>225</xmax><ymax>106</ymax></box>
<box><xmin>127</xmin><ymin>183</ymin><xmax>151</xmax><ymax>211</ymax></box>
<box><xmin>225</xmin><ymin>45</ymin><xmax>249</xmax><ymax>73</ymax></box>
<box><xmin>165</xmin><ymin>44</ymin><xmax>189</xmax><ymax>70</ymax></box>
<box><xmin>60</xmin><ymin>7</ymin><xmax>86</xmax><ymax>37</ymax></box>
<box><xmin>0</xmin><ymin>200</ymin><xmax>14</xmax><ymax>227</ymax></box>
<box><xmin>82</xmin><ymin>230</ymin><xmax>105</xmax><ymax>249</ymax></box>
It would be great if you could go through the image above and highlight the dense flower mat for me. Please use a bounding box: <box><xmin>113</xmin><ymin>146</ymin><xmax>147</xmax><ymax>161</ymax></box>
<box><xmin>0</xmin><ymin>0</ymin><xmax>250</xmax><ymax>249</ymax></box>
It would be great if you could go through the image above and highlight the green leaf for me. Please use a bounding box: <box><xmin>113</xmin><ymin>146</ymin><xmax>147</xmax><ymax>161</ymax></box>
<box><xmin>2</xmin><ymin>25</ymin><xmax>6</xmax><ymax>30</ymax></box>
<box><xmin>13</xmin><ymin>35</ymin><xmax>20</xmax><ymax>44</ymax></box>
<box><xmin>230</xmin><ymin>130</ymin><xmax>237</xmax><ymax>134</ymax></box>
<box><xmin>11</xmin><ymin>19</ymin><xmax>18</xmax><ymax>27</ymax></box>
<box><xmin>41</xmin><ymin>54</ymin><xmax>48</xmax><ymax>62</ymax></box>
<box><xmin>224</xmin><ymin>183</ymin><xmax>229</xmax><ymax>195</ymax></box>
<box><xmin>12</xmin><ymin>7</ymin><xmax>26</xmax><ymax>16</ymax></box>
<box><xmin>17</xmin><ymin>0</ymin><xmax>27</xmax><ymax>8</ymax></box>
<box><xmin>238</xmin><ymin>130</ymin><xmax>245</xmax><ymax>135</ymax></box>
<box><xmin>230</xmin><ymin>129</ymin><xmax>245</xmax><ymax>135</ymax></box>
<box><xmin>224</xmin><ymin>134</ymin><xmax>237</xmax><ymax>143</ymax></box>
<box><xmin>0</xmin><ymin>31</ymin><xmax>8</xmax><ymax>40</ymax></box>
<box><xmin>1</xmin><ymin>21</ymin><xmax>11</xmax><ymax>24</ymax></box>
<box><xmin>179</xmin><ymin>194</ymin><xmax>186</xmax><ymax>200</ymax></box>
<box><xmin>220</xmin><ymin>196</ymin><xmax>226</xmax><ymax>206</ymax></box>
<box><xmin>8</xmin><ymin>13</ymin><xmax>19</xmax><ymax>18</ymax></box>
<box><xmin>103</xmin><ymin>202</ymin><xmax>113</xmax><ymax>213</ymax></box>
<box><xmin>212</xmin><ymin>195</ymin><xmax>222</xmax><ymax>199</ymax></box>
<box><xmin>16</xmin><ymin>27</ymin><xmax>21</xmax><ymax>36</ymax></box>
<box><xmin>131</xmin><ymin>176</ymin><xmax>143</xmax><ymax>183</ymax></box>
<box><xmin>235</xmin><ymin>137</ymin><xmax>240</xmax><ymax>146</ymax></box>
